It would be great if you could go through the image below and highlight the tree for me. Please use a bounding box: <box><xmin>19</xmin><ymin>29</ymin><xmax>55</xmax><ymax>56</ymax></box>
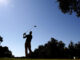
<box><xmin>33</xmin><ymin>37</ymin><xmax>66</xmax><ymax>58</ymax></box>
<box><xmin>57</xmin><ymin>0</ymin><xmax>80</xmax><ymax>17</ymax></box>
<box><xmin>0</xmin><ymin>36</ymin><xmax>3</xmax><ymax>45</ymax></box>
<box><xmin>0</xmin><ymin>46</ymin><xmax>14</xmax><ymax>57</ymax></box>
<box><xmin>75</xmin><ymin>42</ymin><xmax>80</xmax><ymax>58</ymax></box>
<box><xmin>0</xmin><ymin>36</ymin><xmax>14</xmax><ymax>57</ymax></box>
<box><xmin>68</xmin><ymin>41</ymin><xmax>75</xmax><ymax>58</ymax></box>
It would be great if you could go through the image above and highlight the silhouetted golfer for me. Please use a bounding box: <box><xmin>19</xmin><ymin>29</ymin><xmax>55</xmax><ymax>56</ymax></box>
<box><xmin>23</xmin><ymin>31</ymin><xmax>32</xmax><ymax>57</ymax></box>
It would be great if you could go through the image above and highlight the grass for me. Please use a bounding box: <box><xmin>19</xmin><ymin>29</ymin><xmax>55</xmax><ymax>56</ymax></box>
<box><xmin>0</xmin><ymin>58</ymin><xmax>80</xmax><ymax>60</ymax></box>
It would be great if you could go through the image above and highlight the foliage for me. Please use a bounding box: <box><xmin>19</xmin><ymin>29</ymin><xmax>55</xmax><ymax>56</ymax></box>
<box><xmin>0</xmin><ymin>36</ymin><xmax>3</xmax><ymax>45</ymax></box>
<box><xmin>1</xmin><ymin>35</ymin><xmax>80</xmax><ymax>59</ymax></box>
<box><xmin>57</xmin><ymin>0</ymin><xmax>80</xmax><ymax>17</ymax></box>
<box><xmin>28</xmin><ymin>37</ymin><xmax>80</xmax><ymax>59</ymax></box>
<box><xmin>0</xmin><ymin>58</ymin><xmax>78</xmax><ymax>60</ymax></box>
<box><xmin>0</xmin><ymin>46</ymin><xmax>14</xmax><ymax>58</ymax></box>
<box><xmin>0</xmin><ymin>35</ymin><xmax>14</xmax><ymax>58</ymax></box>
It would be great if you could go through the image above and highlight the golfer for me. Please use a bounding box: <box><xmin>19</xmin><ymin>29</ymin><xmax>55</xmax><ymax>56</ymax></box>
<box><xmin>23</xmin><ymin>31</ymin><xmax>32</xmax><ymax>57</ymax></box>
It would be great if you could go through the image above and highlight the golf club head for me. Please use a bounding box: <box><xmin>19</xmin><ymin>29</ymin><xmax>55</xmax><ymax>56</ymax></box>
<box><xmin>34</xmin><ymin>25</ymin><xmax>37</xmax><ymax>27</ymax></box>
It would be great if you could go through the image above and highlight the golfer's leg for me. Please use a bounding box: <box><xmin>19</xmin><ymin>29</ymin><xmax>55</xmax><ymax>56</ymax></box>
<box><xmin>25</xmin><ymin>43</ymin><xmax>27</xmax><ymax>57</ymax></box>
<box><xmin>29</xmin><ymin>43</ymin><xmax>32</xmax><ymax>55</ymax></box>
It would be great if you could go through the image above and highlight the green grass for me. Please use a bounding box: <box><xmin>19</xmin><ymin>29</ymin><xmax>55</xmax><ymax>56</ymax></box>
<box><xmin>0</xmin><ymin>58</ymin><xmax>80</xmax><ymax>60</ymax></box>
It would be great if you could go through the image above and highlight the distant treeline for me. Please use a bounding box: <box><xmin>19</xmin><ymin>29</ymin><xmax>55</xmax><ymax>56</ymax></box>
<box><xmin>0</xmin><ymin>46</ymin><xmax>14</xmax><ymax>57</ymax></box>
<box><xmin>29</xmin><ymin>38</ymin><xmax>80</xmax><ymax>59</ymax></box>
<box><xmin>1</xmin><ymin>36</ymin><xmax>80</xmax><ymax>58</ymax></box>
<box><xmin>0</xmin><ymin>36</ymin><xmax>14</xmax><ymax>58</ymax></box>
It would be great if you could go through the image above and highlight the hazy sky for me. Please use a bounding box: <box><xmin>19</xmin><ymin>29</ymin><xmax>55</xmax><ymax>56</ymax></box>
<box><xmin>0</xmin><ymin>0</ymin><xmax>80</xmax><ymax>57</ymax></box>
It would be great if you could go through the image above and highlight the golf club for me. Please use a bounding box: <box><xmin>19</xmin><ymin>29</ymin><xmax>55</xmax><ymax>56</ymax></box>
<box><xmin>23</xmin><ymin>25</ymin><xmax>37</xmax><ymax>35</ymax></box>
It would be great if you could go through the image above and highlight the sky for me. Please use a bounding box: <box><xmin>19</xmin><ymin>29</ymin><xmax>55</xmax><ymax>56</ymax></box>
<box><xmin>0</xmin><ymin>0</ymin><xmax>80</xmax><ymax>57</ymax></box>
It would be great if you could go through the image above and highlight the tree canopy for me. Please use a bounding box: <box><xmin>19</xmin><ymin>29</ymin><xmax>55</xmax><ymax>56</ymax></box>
<box><xmin>57</xmin><ymin>0</ymin><xmax>80</xmax><ymax>17</ymax></box>
<box><xmin>0</xmin><ymin>36</ymin><xmax>14</xmax><ymax>57</ymax></box>
<box><xmin>0</xmin><ymin>36</ymin><xmax>3</xmax><ymax>45</ymax></box>
<box><xmin>28</xmin><ymin>37</ymin><xmax>80</xmax><ymax>59</ymax></box>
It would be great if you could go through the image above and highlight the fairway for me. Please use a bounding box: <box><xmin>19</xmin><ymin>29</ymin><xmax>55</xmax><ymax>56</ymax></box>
<box><xmin>0</xmin><ymin>58</ymin><xmax>80</xmax><ymax>60</ymax></box>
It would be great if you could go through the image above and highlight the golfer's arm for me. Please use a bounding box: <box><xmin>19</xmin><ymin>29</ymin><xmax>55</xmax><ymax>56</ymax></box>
<box><xmin>23</xmin><ymin>35</ymin><xmax>28</xmax><ymax>38</ymax></box>
<box><xmin>23</xmin><ymin>35</ymin><xmax>26</xmax><ymax>38</ymax></box>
